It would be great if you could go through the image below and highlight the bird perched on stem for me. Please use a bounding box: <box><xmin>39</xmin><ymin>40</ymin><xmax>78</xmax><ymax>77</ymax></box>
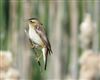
<box><xmin>25</xmin><ymin>18</ymin><xmax>52</xmax><ymax>70</ymax></box>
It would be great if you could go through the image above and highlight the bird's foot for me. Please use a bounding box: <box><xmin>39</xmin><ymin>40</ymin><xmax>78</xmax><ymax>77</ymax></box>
<box><xmin>35</xmin><ymin>54</ymin><xmax>42</xmax><ymax>62</ymax></box>
<box><xmin>35</xmin><ymin>54</ymin><xmax>42</xmax><ymax>66</ymax></box>
<box><xmin>34</xmin><ymin>44</ymin><xmax>39</xmax><ymax>48</ymax></box>
<box><xmin>31</xmin><ymin>45</ymin><xmax>35</xmax><ymax>48</ymax></box>
<box><xmin>31</xmin><ymin>44</ymin><xmax>39</xmax><ymax>49</ymax></box>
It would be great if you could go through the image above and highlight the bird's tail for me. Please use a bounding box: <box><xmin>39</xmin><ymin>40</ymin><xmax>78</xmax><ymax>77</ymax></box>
<box><xmin>42</xmin><ymin>47</ymin><xmax>48</xmax><ymax>70</ymax></box>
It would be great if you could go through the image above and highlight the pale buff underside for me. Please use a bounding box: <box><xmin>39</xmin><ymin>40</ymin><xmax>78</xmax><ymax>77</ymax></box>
<box><xmin>29</xmin><ymin>24</ymin><xmax>43</xmax><ymax>46</ymax></box>
<box><xmin>29</xmin><ymin>24</ymin><xmax>46</xmax><ymax>64</ymax></box>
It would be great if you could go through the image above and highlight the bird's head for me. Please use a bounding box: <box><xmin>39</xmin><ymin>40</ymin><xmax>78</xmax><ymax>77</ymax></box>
<box><xmin>28</xmin><ymin>18</ymin><xmax>40</xmax><ymax>28</ymax></box>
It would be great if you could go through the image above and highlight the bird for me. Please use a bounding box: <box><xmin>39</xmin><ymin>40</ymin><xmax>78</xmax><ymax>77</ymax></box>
<box><xmin>25</xmin><ymin>18</ymin><xmax>52</xmax><ymax>70</ymax></box>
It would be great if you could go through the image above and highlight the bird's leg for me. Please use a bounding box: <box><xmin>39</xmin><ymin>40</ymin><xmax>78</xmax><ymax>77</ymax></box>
<box><xmin>30</xmin><ymin>44</ymin><xmax>35</xmax><ymax>48</ymax></box>
<box><xmin>33</xmin><ymin>49</ymin><xmax>42</xmax><ymax>67</ymax></box>
<box><xmin>35</xmin><ymin>54</ymin><xmax>42</xmax><ymax>63</ymax></box>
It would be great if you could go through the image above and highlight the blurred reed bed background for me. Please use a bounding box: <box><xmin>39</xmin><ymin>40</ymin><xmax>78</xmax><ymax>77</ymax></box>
<box><xmin>0</xmin><ymin>0</ymin><xmax>100</xmax><ymax>80</ymax></box>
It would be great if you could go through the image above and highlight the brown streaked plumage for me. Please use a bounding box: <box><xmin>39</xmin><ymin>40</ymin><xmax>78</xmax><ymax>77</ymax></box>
<box><xmin>25</xmin><ymin>18</ymin><xmax>52</xmax><ymax>70</ymax></box>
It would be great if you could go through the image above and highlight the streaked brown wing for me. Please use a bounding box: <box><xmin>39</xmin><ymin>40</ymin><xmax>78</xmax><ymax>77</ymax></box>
<box><xmin>34</xmin><ymin>24</ymin><xmax>52</xmax><ymax>53</ymax></box>
<box><xmin>35</xmin><ymin>24</ymin><xmax>53</xmax><ymax>70</ymax></box>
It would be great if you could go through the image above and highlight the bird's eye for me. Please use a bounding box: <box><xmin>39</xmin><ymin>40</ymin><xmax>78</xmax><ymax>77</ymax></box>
<box><xmin>30</xmin><ymin>21</ymin><xmax>32</xmax><ymax>23</ymax></box>
<box><xmin>30</xmin><ymin>20</ymin><xmax>35</xmax><ymax>23</ymax></box>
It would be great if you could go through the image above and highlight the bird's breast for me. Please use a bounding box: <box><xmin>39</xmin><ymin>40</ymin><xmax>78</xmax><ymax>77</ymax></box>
<box><xmin>29</xmin><ymin>26</ymin><xmax>43</xmax><ymax>46</ymax></box>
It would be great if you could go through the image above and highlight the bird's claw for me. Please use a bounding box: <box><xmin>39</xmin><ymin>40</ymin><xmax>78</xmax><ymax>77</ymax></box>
<box><xmin>35</xmin><ymin>54</ymin><xmax>42</xmax><ymax>66</ymax></box>
<box><xmin>34</xmin><ymin>44</ymin><xmax>39</xmax><ymax>48</ymax></box>
<box><xmin>35</xmin><ymin>57</ymin><xmax>39</xmax><ymax>62</ymax></box>
<box><xmin>31</xmin><ymin>44</ymin><xmax>39</xmax><ymax>49</ymax></box>
<box><xmin>31</xmin><ymin>45</ymin><xmax>35</xmax><ymax>48</ymax></box>
<box><xmin>35</xmin><ymin>54</ymin><xmax>42</xmax><ymax>62</ymax></box>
